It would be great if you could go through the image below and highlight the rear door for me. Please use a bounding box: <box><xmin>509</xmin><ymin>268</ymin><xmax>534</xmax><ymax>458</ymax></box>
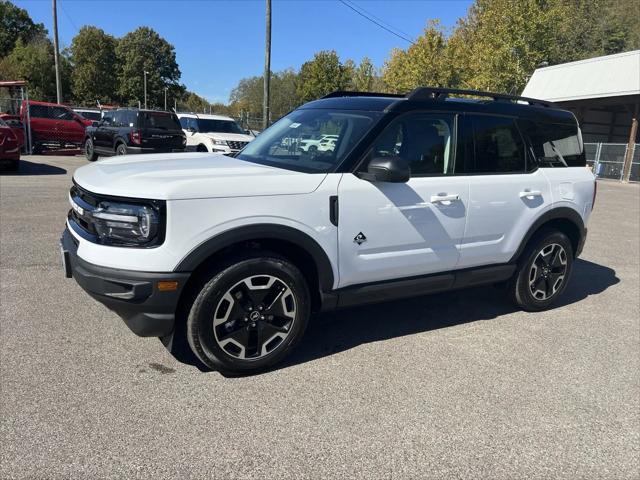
<box><xmin>28</xmin><ymin>104</ymin><xmax>55</xmax><ymax>142</ymax></box>
<box><xmin>457</xmin><ymin>114</ymin><xmax>552</xmax><ymax>268</ymax></box>
<box><xmin>338</xmin><ymin>112</ymin><xmax>470</xmax><ymax>287</ymax></box>
<box><xmin>139</xmin><ymin>111</ymin><xmax>184</xmax><ymax>151</ymax></box>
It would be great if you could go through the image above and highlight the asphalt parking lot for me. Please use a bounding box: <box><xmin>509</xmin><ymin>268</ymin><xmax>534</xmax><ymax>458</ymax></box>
<box><xmin>1</xmin><ymin>155</ymin><xmax>639</xmax><ymax>479</ymax></box>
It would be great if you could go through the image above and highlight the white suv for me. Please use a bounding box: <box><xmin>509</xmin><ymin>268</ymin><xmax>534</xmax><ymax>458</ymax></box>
<box><xmin>61</xmin><ymin>88</ymin><xmax>596</xmax><ymax>374</ymax></box>
<box><xmin>177</xmin><ymin>113</ymin><xmax>254</xmax><ymax>154</ymax></box>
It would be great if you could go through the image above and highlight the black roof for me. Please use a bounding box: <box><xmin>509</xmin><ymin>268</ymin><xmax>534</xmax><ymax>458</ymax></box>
<box><xmin>300</xmin><ymin>88</ymin><xmax>576</xmax><ymax>124</ymax></box>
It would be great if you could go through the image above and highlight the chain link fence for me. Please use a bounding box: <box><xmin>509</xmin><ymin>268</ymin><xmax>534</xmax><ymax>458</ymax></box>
<box><xmin>585</xmin><ymin>142</ymin><xmax>639</xmax><ymax>182</ymax></box>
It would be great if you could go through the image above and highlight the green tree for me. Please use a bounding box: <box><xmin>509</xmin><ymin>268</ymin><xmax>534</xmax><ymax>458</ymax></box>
<box><xmin>69</xmin><ymin>26</ymin><xmax>117</xmax><ymax>105</ymax></box>
<box><xmin>0</xmin><ymin>0</ymin><xmax>47</xmax><ymax>58</ymax></box>
<box><xmin>0</xmin><ymin>37</ymin><xmax>71</xmax><ymax>101</ymax></box>
<box><xmin>297</xmin><ymin>50</ymin><xmax>350</xmax><ymax>102</ymax></box>
<box><xmin>116</xmin><ymin>27</ymin><xmax>183</xmax><ymax>107</ymax></box>
<box><xmin>351</xmin><ymin>57</ymin><xmax>378</xmax><ymax>91</ymax></box>
<box><xmin>229</xmin><ymin>69</ymin><xmax>301</xmax><ymax>120</ymax></box>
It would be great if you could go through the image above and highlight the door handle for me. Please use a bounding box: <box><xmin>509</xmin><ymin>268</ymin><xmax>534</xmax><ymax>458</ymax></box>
<box><xmin>519</xmin><ymin>190</ymin><xmax>542</xmax><ymax>198</ymax></box>
<box><xmin>430</xmin><ymin>194</ymin><xmax>460</xmax><ymax>203</ymax></box>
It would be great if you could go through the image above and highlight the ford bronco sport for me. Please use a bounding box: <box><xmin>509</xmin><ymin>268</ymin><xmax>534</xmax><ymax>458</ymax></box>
<box><xmin>61</xmin><ymin>88</ymin><xmax>596</xmax><ymax>374</ymax></box>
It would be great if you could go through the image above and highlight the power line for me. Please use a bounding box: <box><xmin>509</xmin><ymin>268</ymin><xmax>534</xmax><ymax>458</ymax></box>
<box><xmin>338</xmin><ymin>0</ymin><xmax>415</xmax><ymax>45</ymax></box>
<box><xmin>59</xmin><ymin>0</ymin><xmax>79</xmax><ymax>32</ymax></box>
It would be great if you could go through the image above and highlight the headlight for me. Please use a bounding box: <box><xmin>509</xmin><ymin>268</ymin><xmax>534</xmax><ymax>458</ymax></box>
<box><xmin>211</xmin><ymin>139</ymin><xmax>228</xmax><ymax>146</ymax></box>
<box><xmin>92</xmin><ymin>201</ymin><xmax>161</xmax><ymax>246</ymax></box>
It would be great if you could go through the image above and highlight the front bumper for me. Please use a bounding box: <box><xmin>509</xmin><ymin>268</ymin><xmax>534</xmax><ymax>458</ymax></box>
<box><xmin>61</xmin><ymin>227</ymin><xmax>190</xmax><ymax>337</ymax></box>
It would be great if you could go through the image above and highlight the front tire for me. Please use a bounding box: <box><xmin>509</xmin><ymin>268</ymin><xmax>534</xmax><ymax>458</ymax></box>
<box><xmin>84</xmin><ymin>138</ymin><xmax>98</xmax><ymax>161</ymax></box>
<box><xmin>187</xmin><ymin>254</ymin><xmax>310</xmax><ymax>374</ymax></box>
<box><xmin>510</xmin><ymin>229</ymin><xmax>574</xmax><ymax>311</ymax></box>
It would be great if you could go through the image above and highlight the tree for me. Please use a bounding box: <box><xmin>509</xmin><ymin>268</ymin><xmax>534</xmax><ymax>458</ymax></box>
<box><xmin>0</xmin><ymin>0</ymin><xmax>47</xmax><ymax>58</ymax></box>
<box><xmin>69</xmin><ymin>26</ymin><xmax>117</xmax><ymax>105</ymax></box>
<box><xmin>297</xmin><ymin>50</ymin><xmax>350</xmax><ymax>102</ymax></box>
<box><xmin>0</xmin><ymin>37</ymin><xmax>71</xmax><ymax>101</ymax></box>
<box><xmin>229</xmin><ymin>69</ymin><xmax>301</xmax><ymax>120</ymax></box>
<box><xmin>351</xmin><ymin>57</ymin><xmax>377</xmax><ymax>92</ymax></box>
<box><xmin>382</xmin><ymin>21</ymin><xmax>453</xmax><ymax>93</ymax></box>
<box><xmin>116</xmin><ymin>27</ymin><xmax>183</xmax><ymax>107</ymax></box>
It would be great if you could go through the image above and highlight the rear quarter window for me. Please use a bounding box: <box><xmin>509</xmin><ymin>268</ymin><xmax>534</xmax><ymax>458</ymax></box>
<box><xmin>519</xmin><ymin>119</ymin><xmax>585</xmax><ymax>167</ymax></box>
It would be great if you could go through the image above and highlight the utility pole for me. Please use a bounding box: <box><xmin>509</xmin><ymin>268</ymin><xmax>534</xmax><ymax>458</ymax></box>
<box><xmin>164</xmin><ymin>87</ymin><xmax>168</xmax><ymax>111</ymax></box>
<box><xmin>263</xmin><ymin>0</ymin><xmax>271</xmax><ymax>130</ymax></box>
<box><xmin>143</xmin><ymin>71</ymin><xmax>148</xmax><ymax>109</ymax></box>
<box><xmin>52</xmin><ymin>0</ymin><xmax>62</xmax><ymax>104</ymax></box>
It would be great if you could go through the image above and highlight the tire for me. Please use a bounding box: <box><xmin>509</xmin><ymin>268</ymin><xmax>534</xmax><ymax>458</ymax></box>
<box><xmin>197</xmin><ymin>144</ymin><xmax>208</xmax><ymax>152</ymax></box>
<box><xmin>187</xmin><ymin>253</ymin><xmax>310</xmax><ymax>374</ymax></box>
<box><xmin>84</xmin><ymin>138</ymin><xmax>99</xmax><ymax>161</ymax></box>
<box><xmin>115</xmin><ymin>143</ymin><xmax>128</xmax><ymax>156</ymax></box>
<box><xmin>509</xmin><ymin>229</ymin><xmax>574</xmax><ymax>311</ymax></box>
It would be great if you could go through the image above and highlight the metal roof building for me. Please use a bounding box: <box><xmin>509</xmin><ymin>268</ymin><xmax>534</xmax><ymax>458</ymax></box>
<box><xmin>523</xmin><ymin>50</ymin><xmax>639</xmax><ymax>180</ymax></box>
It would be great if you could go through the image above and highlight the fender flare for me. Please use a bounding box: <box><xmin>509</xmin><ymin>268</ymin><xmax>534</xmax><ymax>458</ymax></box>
<box><xmin>174</xmin><ymin>223</ymin><xmax>335</xmax><ymax>292</ymax></box>
<box><xmin>509</xmin><ymin>207</ymin><xmax>585</xmax><ymax>262</ymax></box>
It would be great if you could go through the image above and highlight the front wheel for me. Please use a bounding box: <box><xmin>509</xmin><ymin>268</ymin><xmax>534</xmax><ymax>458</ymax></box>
<box><xmin>509</xmin><ymin>229</ymin><xmax>574</xmax><ymax>311</ymax></box>
<box><xmin>187</xmin><ymin>254</ymin><xmax>310</xmax><ymax>374</ymax></box>
<box><xmin>84</xmin><ymin>138</ymin><xmax>98</xmax><ymax>161</ymax></box>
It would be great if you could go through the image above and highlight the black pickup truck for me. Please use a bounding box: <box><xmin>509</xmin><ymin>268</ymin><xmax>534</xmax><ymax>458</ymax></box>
<box><xmin>83</xmin><ymin>108</ymin><xmax>186</xmax><ymax>161</ymax></box>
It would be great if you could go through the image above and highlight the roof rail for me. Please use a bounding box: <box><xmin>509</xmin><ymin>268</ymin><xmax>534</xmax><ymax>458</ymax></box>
<box><xmin>322</xmin><ymin>91</ymin><xmax>404</xmax><ymax>99</ymax></box>
<box><xmin>406</xmin><ymin>87</ymin><xmax>554</xmax><ymax>107</ymax></box>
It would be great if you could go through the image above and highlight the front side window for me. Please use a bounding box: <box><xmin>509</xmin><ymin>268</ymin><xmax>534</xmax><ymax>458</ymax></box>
<box><xmin>102</xmin><ymin>112</ymin><xmax>114</xmax><ymax>125</ymax></box>
<box><xmin>369</xmin><ymin>113</ymin><xmax>455</xmax><ymax>176</ymax></box>
<box><xmin>467</xmin><ymin>115</ymin><xmax>526</xmax><ymax>173</ymax></box>
<box><xmin>51</xmin><ymin>106</ymin><xmax>74</xmax><ymax>121</ymax></box>
<box><xmin>519</xmin><ymin>119</ymin><xmax>585</xmax><ymax>167</ymax></box>
<box><xmin>237</xmin><ymin>109</ymin><xmax>381</xmax><ymax>173</ymax></box>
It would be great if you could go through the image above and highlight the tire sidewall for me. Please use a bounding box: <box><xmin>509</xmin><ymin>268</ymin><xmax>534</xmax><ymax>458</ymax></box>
<box><xmin>85</xmin><ymin>138</ymin><xmax>95</xmax><ymax>161</ymax></box>
<box><xmin>188</xmin><ymin>256</ymin><xmax>310</xmax><ymax>374</ymax></box>
<box><xmin>514</xmin><ymin>230</ymin><xmax>574</xmax><ymax>311</ymax></box>
<box><xmin>116</xmin><ymin>143</ymin><xmax>127</xmax><ymax>156</ymax></box>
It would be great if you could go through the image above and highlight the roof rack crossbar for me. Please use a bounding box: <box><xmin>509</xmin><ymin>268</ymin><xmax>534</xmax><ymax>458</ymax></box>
<box><xmin>322</xmin><ymin>91</ymin><xmax>405</xmax><ymax>99</ymax></box>
<box><xmin>406</xmin><ymin>87</ymin><xmax>554</xmax><ymax>107</ymax></box>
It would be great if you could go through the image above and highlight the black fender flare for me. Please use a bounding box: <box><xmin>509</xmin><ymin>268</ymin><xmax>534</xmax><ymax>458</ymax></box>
<box><xmin>174</xmin><ymin>223</ymin><xmax>335</xmax><ymax>292</ymax></box>
<box><xmin>509</xmin><ymin>207</ymin><xmax>585</xmax><ymax>262</ymax></box>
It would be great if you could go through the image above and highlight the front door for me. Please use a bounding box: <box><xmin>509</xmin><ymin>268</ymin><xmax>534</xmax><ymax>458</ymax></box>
<box><xmin>337</xmin><ymin>112</ymin><xmax>469</xmax><ymax>288</ymax></box>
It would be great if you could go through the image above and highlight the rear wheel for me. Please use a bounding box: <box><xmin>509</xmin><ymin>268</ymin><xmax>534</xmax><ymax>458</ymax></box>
<box><xmin>115</xmin><ymin>143</ymin><xmax>127</xmax><ymax>156</ymax></box>
<box><xmin>187</xmin><ymin>254</ymin><xmax>310</xmax><ymax>374</ymax></box>
<box><xmin>84</xmin><ymin>138</ymin><xmax>98</xmax><ymax>161</ymax></box>
<box><xmin>510</xmin><ymin>229</ymin><xmax>573</xmax><ymax>311</ymax></box>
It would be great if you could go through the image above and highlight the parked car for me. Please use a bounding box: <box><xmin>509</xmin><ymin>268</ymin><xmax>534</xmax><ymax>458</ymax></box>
<box><xmin>0</xmin><ymin>114</ymin><xmax>25</xmax><ymax>150</ymax></box>
<box><xmin>61</xmin><ymin>87</ymin><xmax>595</xmax><ymax>374</ymax></box>
<box><xmin>0</xmin><ymin>117</ymin><xmax>20</xmax><ymax>171</ymax></box>
<box><xmin>83</xmin><ymin>108</ymin><xmax>186</xmax><ymax>161</ymax></box>
<box><xmin>20</xmin><ymin>100</ymin><xmax>92</xmax><ymax>153</ymax></box>
<box><xmin>299</xmin><ymin>134</ymin><xmax>339</xmax><ymax>152</ymax></box>
<box><xmin>73</xmin><ymin>108</ymin><xmax>102</xmax><ymax>123</ymax></box>
<box><xmin>177</xmin><ymin>113</ymin><xmax>254</xmax><ymax>154</ymax></box>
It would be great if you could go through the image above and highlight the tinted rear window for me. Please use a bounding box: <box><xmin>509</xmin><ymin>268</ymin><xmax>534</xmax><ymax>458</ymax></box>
<box><xmin>519</xmin><ymin>119</ymin><xmax>585</xmax><ymax>167</ymax></box>
<box><xmin>140</xmin><ymin>112</ymin><xmax>181</xmax><ymax>130</ymax></box>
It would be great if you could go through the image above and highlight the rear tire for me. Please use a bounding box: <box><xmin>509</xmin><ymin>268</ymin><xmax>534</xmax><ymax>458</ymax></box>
<box><xmin>186</xmin><ymin>253</ymin><xmax>310</xmax><ymax>374</ymax></box>
<box><xmin>115</xmin><ymin>143</ymin><xmax>127</xmax><ymax>156</ymax></box>
<box><xmin>84</xmin><ymin>138</ymin><xmax>98</xmax><ymax>161</ymax></box>
<box><xmin>509</xmin><ymin>229</ymin><xmax>574</xmax><ymax>311</ymax></box>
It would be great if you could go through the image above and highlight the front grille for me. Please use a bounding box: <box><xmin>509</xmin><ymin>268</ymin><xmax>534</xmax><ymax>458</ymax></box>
<box><xmin>228</xmin><ymin>141</ymin><xmax>249</xmax><ymax>151</ymax></box>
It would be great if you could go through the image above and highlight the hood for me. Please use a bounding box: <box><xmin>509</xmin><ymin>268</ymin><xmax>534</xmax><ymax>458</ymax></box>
<box><xmin>73</xmin><ymin>152</ymin><xmax>326</xmax><ymax>201</ymax></box>
<box><xmin>197</xmin><ymin>132</ymin><xmax>254</xmax><ymax>142</ymax></box>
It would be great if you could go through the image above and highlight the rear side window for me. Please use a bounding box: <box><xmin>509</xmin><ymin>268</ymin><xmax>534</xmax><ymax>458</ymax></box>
<box><xmin>467</xmin><ymin>115</ymin><xmax>526</xmax><ymax>174</ymax></box>
<box><xmin>519</xmin><ymin>119</ymin><xmax>585</xmax><ymax>167</ymax></box>
<box><xmin>29</xmin><ymin>105</ymin><xmax>52</xmax><ymax>119</ymax></box>
<box><xmin>141</xmin><ymin>112</ymin><xmax>181</xmax><ymax>130</ymax></box>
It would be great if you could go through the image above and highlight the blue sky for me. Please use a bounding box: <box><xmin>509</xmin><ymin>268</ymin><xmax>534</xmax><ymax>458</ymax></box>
<box><xmin>14</xmin><ymin>0</ymin><xmax>473</xmax><ymax>103</ymax></box>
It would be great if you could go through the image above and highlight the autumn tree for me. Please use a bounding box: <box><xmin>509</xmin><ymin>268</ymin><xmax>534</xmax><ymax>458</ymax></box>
<box><xmin>297</xmin><ymin>50</ymin><xmax>351</xmax><ymax>102</ymax></box>
<box><xmin>69</xmin><ymin>26</ymin><xmax>117</xmax><ymax>105</ymax></box>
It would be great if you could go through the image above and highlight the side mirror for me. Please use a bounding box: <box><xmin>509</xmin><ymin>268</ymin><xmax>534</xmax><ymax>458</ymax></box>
<box><xmin>359</xmin><ymin>156</ymin><xmax>411</xmax><ymax>183</ymax></box>
<box><xmin>187</xmin><ymin>126</ymin><xmax>196</xmax><ymax>133</ymax></box>
<box><xmin>91</xmin><ymin>121</ymin><xmax>100</xmax><ymax>128</ymax></box>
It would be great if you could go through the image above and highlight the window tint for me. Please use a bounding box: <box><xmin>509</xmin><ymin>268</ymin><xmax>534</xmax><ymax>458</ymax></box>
<box><xmin>469</xmin><ymin>116</ymin><xmax>526</xmax><ymax>173</ymax></box>
<box><xmin>29</xmin><ymin>105</ymin><xmax>51</xmax><ymax>119</ymax></box>
<box><xmin>51</xmin><ymin>106</ymin><xmax>74</xmax><ymax>121</ymax></box>
<box><xmin>102</xmin><ymin>111</ymin><xmax>114</xmax><ymax>125</ymax></box>
<box><xmin>141</xmin><ymin>112</ymin><xmax>182</xmax><ymax>130</ymax></box>
<box><xmin>519</xmin><ymin>119</ymin><xmax>585</xmax><ymax>167</ymax></box>
<box><xmin>370</xmin><ymin>113</ymin><xmax>455</xmax><ymax>175</ymax></box>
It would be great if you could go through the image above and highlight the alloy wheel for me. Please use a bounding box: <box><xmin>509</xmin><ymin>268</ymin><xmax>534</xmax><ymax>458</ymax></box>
<box><xmin>213</xmin><ymin>275</ymin><xmax>297</xmax><ymax>360</ymax></box>
<box><xmin>529</xmin><ymin>243</ymin><xmax>567</xmax><ymax>300</ymax></box>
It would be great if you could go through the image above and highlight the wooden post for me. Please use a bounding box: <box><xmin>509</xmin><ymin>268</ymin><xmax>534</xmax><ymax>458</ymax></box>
<box><xmin>52</xmin><ymin>0</ymin><xmax>62</xmax><ymax>103</ymax></box>
<box><xmin>622</xmin><ymin>103</ymin><xmax>638</xmax><ymax>182</ymax></box>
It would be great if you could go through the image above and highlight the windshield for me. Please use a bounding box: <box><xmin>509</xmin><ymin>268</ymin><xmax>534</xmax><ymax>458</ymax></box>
<box><xmin>236</xmin><ymin>109</ymin><xmax>381</xmax><ymax>173</ymax></box>
<box><xmin>141</xmin><ymin>112</ymin><xmax>182</xmax><ymax>130</ymax></box>
<box><xmin>197</xmin><ymin>119</ymin><xmax>245</xmax><ymax>134</ymax></box>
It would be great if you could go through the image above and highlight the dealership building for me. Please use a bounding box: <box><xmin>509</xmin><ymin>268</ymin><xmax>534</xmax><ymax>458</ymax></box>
<box><xmin>522</xmin><ymin>50</ymin><xmax>640</xmax><ymax>181</ymax></box>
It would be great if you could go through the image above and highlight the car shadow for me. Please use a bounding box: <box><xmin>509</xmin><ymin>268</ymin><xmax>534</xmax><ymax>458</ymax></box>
<box><xmin>171</xmin><ymin>258</ymin><xmax>619</xmax><ymax>375</ymax></box>
<box><xmin>0</xmin><ymin>159</ymin><xmax>67</xmax><ymax>176</ymax></box>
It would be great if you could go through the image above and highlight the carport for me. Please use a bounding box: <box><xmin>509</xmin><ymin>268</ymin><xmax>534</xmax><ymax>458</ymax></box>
<box><xmin>0</xmin><ymin>80</ymin><xmax>32</xmax><ymax>154</ymax></box>
<box><xmin>522</xmin><ymin>50</ymin><xmax>640</xmax><ymax>181</ymax></box>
